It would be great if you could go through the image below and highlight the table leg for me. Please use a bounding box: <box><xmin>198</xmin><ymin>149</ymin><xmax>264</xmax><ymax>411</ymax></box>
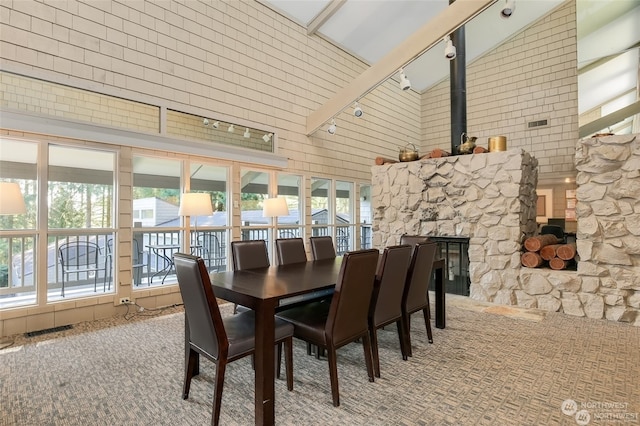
<box><xmin>254</xmin><ymin>300</ymin><xmax>276</xmax><ymax>425</ymax></box>
<box><xmin>434</xmin><ymin>259</ymin><xmax>446</xmax><ymax>329</ymax></box>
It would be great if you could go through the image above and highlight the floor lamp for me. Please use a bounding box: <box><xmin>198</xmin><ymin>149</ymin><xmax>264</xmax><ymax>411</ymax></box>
<box><xmin>263</xmin><ymin>197</ymin><xmax>289</xmax><ymax>256</ymax></box>
<box><xmin>0</xmin><ymin>182</ymin><xmax>27</xmax><ymax>349</ymax></box>
<box><xmin>178</xmin><ymin>193</ymin><xmax>213</xmax><ymax>252</ymax></box>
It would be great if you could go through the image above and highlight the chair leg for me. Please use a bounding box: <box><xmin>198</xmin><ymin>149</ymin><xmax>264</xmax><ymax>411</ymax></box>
<box><xmin>306</xmin><ymin>342</ymin><xmax>312</xmax><ymax>355</ymax></box>
<box><xmin>276</xmin><ymin>343</ymin><xmax>282</xmax><ymax>379</ymax></box>
<box><xmin>396</xmin><ymin>319</ymin><xmax>408</xmax><ymax>361</ymax></box>
<box><xmin>211</xmin><ymin>360</ymin><xmax>226</xmax><ymax>426</ymax></box>
<box><xmin>327</xmin><ymin>347</ymin><xmax>340</xmax><ymax>407</ymax></box>
<box><xmin>369</xmin><ymin>326</ymin><xmax>381</xmax><ymax>378</ymax></box>
<box><xmin>402</xmin><ymin>311</ymin><xmax>413</xmax><ymax>357</ymax></box>
<box><xmin>361</xmin><ymin>333</ymin><xmax>375</xmax><ymax>383</ymax></box>
<box><xmin>183</xmin><ymin>348</ymin><xmax>199</xmax><ymax>399</ymax></box>
<box><xmin>423</xmin><ymin>307</ymin><xmax>433</xmax><ymax>344</ymax></box>
<box><xmin>285</xmin><ymin>337</ymin><xmax>294</xmax><ymax>391</ymax></box>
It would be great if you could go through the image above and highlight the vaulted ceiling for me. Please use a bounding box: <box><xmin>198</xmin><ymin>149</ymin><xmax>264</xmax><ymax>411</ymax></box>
<box><xmin>260</xmin><ymin>0</ymin><xmax>640</xmax><ymax>136</ymax></box>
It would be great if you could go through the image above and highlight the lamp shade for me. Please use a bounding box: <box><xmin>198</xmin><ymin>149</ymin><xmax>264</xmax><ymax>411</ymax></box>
<box><xmin>0</xmin><ymin>182</ymin><xmax>27</xmax><ymax>215</ymax></box>
<box><xmin>178</xmin><ymin>193</ymin><xmax>213</xmax><ymax>216</ymax></box>
<box><xmin>262</xmin><ymin>197</ymin><xmax>289</xmax><ymax>218</ymax></box>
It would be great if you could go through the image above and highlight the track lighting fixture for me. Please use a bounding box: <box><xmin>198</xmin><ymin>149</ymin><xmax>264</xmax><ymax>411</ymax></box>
<box><xmin>212</xmin><ymin>121</ymin><xmax>219</xmax><ymax>129</ymax></box>
<box><xmin>444</xmin><ymin>36</ymin><xmax>456</xmax><ymax>60</ymax></box>
<box><xmin>228</xmin><ymin>124</ymin><xmax>234</xmax><ymax>133</ymax></box>
<box><xmin>327</xmin><ymin>119</ymin><xmax>337</xmax><ymax>135</ymax></box>
<box><xmin>203</xmin><ymin>118</ymin><xmax>209</xmax><ymax>126</ymax></box>
<box><xmin>398</xmin><ymin>68</ymin><xmax>411</xmax><ymax>91</ymax></box>
<box><xmin>353</xmin><ymin>102</ymin><xmax>363</xmax><ymax>118</ymax></box>
<box><xmin>262</xmin><ymin>133</ymin><xmax>273</xmax><ymax>143</ymax></box>
<box><xmin>244</xmin><ymin>128</ymin><xmax>251</xmax><ymax>138</ymax></box>
<box><xmin>500</xmin><ymin>0</ymin><xmax>515</xmax><ymax>18</ymax></box>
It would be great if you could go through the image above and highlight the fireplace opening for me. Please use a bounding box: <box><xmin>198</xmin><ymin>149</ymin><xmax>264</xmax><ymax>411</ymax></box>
<box><xmin>428</xmin><ymin>236</ymin><xmax>470</xmax><ymax>296</ymax></box>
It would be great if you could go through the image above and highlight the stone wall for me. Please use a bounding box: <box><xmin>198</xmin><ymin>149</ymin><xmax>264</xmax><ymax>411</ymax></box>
<box><xmin>371</xmin><ymin>148</ymin><xmax>538</xmax><ymax>297</ymax></box>
<box><xmin>574</xmin><ymin>134</ymin><xmax>640</xmax><ymax>324</ymax></box>
<box><xmin>372</xmin><ymin>138</ymin><xmax>640</xmax><ymax>326</ymax></box>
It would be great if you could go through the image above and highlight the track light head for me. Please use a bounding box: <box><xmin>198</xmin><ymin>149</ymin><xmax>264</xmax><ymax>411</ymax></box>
<box><xmin>327</xmin><ymin>119</ymin><xmax>337</xmax><ymax>135</ymax></box>
<box><xmin>203</xmin><ymin>118</ymin><xmax>209</xmax><ymax>126</ymax></box>
<box><xmin>444</xmin><ymin>36</ymin><xmax>456</xmax><ymax>60</ymax></box>
<box><xmin>244</xmin><ymin>128</ymin><xmax>251</xmax><ymax>138</ymax></box>
<box><xmin>500</xmin><ymin>0</ymin><xmax>515</xmax><ymax>18</ymax></box>
<box><xmin>212</xmin><ymin>121</ymin><xmax>219</xmax><ymax>129</ymax></box>
<box><xmin>398</xmin><ymin>69</ymin><xmax>411</xmax><ymax>91</ymax></box>
<box><xmin>353</xmin><ymin>102</ymin><xmax>363</xmax><ymax>118</ymax></box>
<box><xmin>227</xmin><ymin>124</ymin><xmax>234</xmax><ymax>133</ymax></box>
<box><xmin>262</xmin><ymin>133</ymin><xmax>273</xmax><ymax>143</ymax></box>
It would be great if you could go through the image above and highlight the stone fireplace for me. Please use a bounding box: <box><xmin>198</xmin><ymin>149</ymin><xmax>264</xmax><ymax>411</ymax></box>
<box><xmin>372</xmin><ymin>134</ymin><xmax>639</xmax><ymax>326</ymax></box>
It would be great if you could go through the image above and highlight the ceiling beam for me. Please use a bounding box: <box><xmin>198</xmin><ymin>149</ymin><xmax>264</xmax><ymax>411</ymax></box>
<box><xmin>578</xmin><ymin>42</ymin><xmax>640</xmax><ymax>75</ymax></box>
<box><xmin>579</xmin><ymin>100</ymin><xmax>640</xmax><ymax>138</ymax></box>
<box><xmin>307</xmin><ymin>0</ymin><xmax>346</xmax><ymax>35</ymax></box>
<box><xmin>305</xmin><ymin>0</ymin><xmax>497</xmax><ymax>136</ymax></box>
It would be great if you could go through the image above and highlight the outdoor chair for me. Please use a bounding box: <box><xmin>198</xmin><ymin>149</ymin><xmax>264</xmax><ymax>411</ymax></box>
<box><xmin>198</xmin><ymin>232</ymin><xmax>226</xmax><ymax>272</ymax></box>
<box><xmin>58</xmin><ymin>240</ymin><xmax>102</xmax><ymax>298</ymax></box>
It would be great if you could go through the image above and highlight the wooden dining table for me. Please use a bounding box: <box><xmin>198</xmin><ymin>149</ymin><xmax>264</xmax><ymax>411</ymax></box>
<box><xmin>207</xmin><ymin>256</ymin><xmax>446</xmax><ymax>426</ymax></box>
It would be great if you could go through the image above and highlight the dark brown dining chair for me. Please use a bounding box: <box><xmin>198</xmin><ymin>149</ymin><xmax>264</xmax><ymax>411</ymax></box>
<box><xmin>309</xmin><ymin>236</ymin><xmax>336</xmax><ymax>260</ymax></box>
<box><xmin>275</xmin><ymin>238</ymin><xmax>307</xmax><ymax>265</ymax></box>
<box><xmin>230</xmin><ymin>240</ymin><xmax>270</xmax><ymax>270</ymax></box>
<box><xmin>276</xmin><ymin>249</ymin><xmax>379</xmax><ymax>407</ymax></box>
<box><xmin>230</xmin><ymin>240</ymin><xmax>270</xmax><ymax>313</ymax></box>
<box><xmin>399</xmin><ymin>234</ymin><xmax>430</xmax><ymax>253</ymax></box>
<box><xmin>173</xmin><ymin>253</ymin><xmax>294</xmax><ymax>426</ymax></box>
<box><xmin>368</xmin><ymin>244</ymin><xmax>412</xmax><ymax>378</ymax></box>
<box><xmin>402</xmin><ymin>241</ymin><xmax>438</xmax><ymax>356</ymax></box>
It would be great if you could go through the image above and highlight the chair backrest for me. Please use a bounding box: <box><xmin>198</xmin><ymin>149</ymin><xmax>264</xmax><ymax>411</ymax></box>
<box><xmin>540</xmin><ymin>225</ymin><xmax>565</xmax><ymax>242</ymax></box>
<box><xmin>403</xmin><ymin>242</ymin><xmax>438</xmax><ymax>313</ymax></box>
<box><xmin>199</xmin><ymin>232</ymin><xmax>226</xmax><ymax>268</ymax></box>
<box><xmin>275</xmin><ymin>238</ymin><xmax>307</xmax><ymax>265</ymax></box>
<box><xmin>370</xmin><ymin>245</ymin><xmax>412</xmax><ymax>327</ymax></box>
<box><xmin>230</xmin><ymin>240</ymin><xmax>270</xmax><ymax>270</ymax></box>
<box><xmin>309</xmin><ymin>236</ymin><xmax>336</xmax><ymax>260</ymax></box>
<box><xmin>173</xmin><ymin>253</ymin><xmax>226</xmax><ymax>359</ymax></box>
<box><xmin>58</xmin><ymin>240</ymin><xmax>101</xmax><ymax>270</ymax></box>
<box><xmin>325</xmin><ymin>249</ymin><xmax>379</xmax><ymax>346</ymax></box>
<box><xmin>132</xmin><ymin>238</ymin><xmax>145</xmax><ymax>266</ymax></box>
<box><xmin>399</xmin><ymin>235</ymin><xmax>430</xmax><ymax>256</ymax></box>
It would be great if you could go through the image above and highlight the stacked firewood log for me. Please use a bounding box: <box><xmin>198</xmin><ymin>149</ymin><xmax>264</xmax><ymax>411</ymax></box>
<box><xmin>521</xmin><ymin>235</ymin><xmax>577</xmax><ymax>270</ymax></box>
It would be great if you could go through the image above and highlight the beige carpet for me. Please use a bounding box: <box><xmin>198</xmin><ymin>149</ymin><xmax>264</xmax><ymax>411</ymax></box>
<box><xmin>2</xmin><ymin>298</ymin><xmax>639</xmax><ymax>425</ymax></box>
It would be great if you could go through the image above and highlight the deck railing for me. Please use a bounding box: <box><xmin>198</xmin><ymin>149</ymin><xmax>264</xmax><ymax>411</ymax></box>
<box><xmin>1</xmin><ymin>225</ymin><xmax>372</xmax><ymax>307</ymax></box>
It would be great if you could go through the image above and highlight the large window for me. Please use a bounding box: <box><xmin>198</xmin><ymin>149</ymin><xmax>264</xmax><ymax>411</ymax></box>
<box><xmin>132</xmin><ymin>156</ymin><xmax>182</xmax><ymax>287</ymax></box>
<box><xmin>309</xmin><ymin>178</ymin><xmax>358</xmax><ymax>253</ymax></box>
<box><xmin>311</xmin><ymin>177</ymin><xmax>330</xmax><ymax>235</ymax></box>
<box><xmin>0</xmin><ymin>139</ymin><xmax>38</xmax><ymax>308</ymax></box>
<box><xmin>188</xmin><ymin>162</ymin><xmax>229</xmax><ymax>273</ymax></box>
<box><xmin>240</xmin><ymin>169</ymin><xmax>269</xmax><ymax>242</ymax></box>
<box><xmin>336</xmin><ymin>181</ymin><xmax>354</xmax><ymax>254</ymax></box>
<box><xmin>47</xmin><ymin>145</ymin><xmax>115</xmax><ymax>302</ymax></box>
<box><xmin>277</xmin><ymin>173</ymin><xmax>302</xmax><ymax>238</ymax></box>
<box><xmin>360</xmin><ymin>184</ymin><xmax>372</xmax><ymax>249</ymax></box>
